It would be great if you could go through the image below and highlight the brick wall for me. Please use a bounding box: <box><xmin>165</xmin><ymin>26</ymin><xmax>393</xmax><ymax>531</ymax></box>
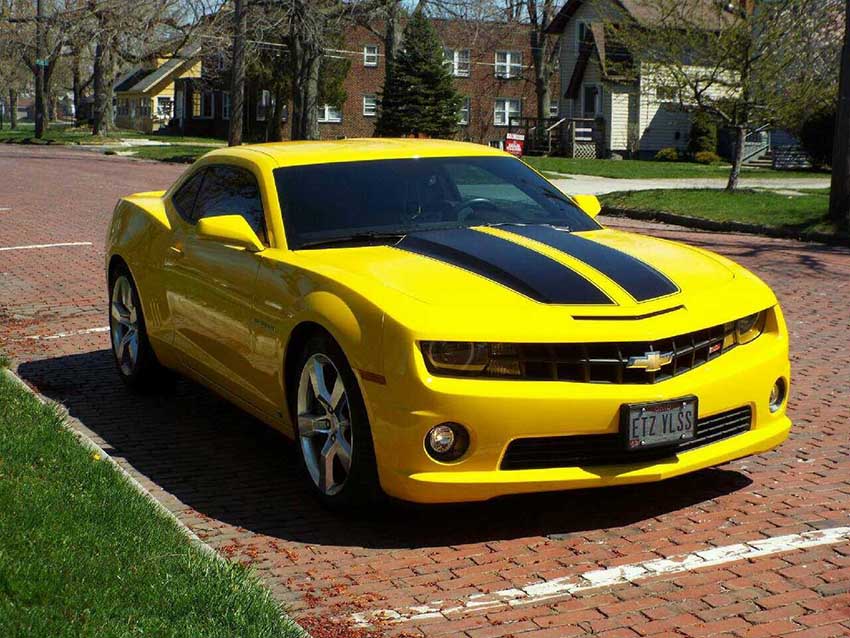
<box><xmin>177</xmin><ymin>17</ymin><xmax>559</xmax><ymax>147</ymax></box>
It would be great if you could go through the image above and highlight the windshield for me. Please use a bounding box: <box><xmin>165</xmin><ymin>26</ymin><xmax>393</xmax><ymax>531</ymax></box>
<box><xmin>273</xmin><ymin>156</ymin><xmax>600</xmax><ymax>249</ymax></box>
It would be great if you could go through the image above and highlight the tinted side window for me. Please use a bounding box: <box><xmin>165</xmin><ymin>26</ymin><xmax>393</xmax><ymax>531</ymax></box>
<box><xmin>193</xmin><ymin>165</ymin><xmax>267</xmax><ymax>243</ymax></box>
<box><xmin>172</xmin><ymin>170</ymin><xmax>205</xmax><ymax>222</ymax></box>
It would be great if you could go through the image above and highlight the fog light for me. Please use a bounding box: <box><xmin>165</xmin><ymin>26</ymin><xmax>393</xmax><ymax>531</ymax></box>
<box><xmin>425</xmin><ymin>422</ymin><xmax>469</xmax><ymax>462</ymax></box>
<box><xmin>769</xmin><ymin>378</ymin><xmax>786</xmax><ymax>412</ymax></box>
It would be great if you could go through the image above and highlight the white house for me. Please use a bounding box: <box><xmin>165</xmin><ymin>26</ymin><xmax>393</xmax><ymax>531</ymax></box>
<box><xmin>546</xmin><ymin>0</ymin><xmax>734</xmax><ymax>158</ymax></box>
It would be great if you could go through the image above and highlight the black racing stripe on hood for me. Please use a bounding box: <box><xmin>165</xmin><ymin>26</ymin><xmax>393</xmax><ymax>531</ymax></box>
<box><xmin>501</xmin><ymin>225</ymin><xmax>679</xmax><ymax>302</ymax></box>
<box><xmin>396</xmin><ymin>228</ymin><xmax>614</xmax><ymax>305</ymax></box>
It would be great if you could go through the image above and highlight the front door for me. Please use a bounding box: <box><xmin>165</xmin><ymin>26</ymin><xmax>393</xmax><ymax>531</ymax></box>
<box><xmin>165</xmin><ymin>163</ymin><xmax>271</xmax><ymax>410</ymax></box>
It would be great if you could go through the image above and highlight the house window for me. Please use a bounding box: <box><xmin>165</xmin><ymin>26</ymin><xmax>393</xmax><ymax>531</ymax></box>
<box><xmin>459</xmin><ymin>97</ymin><xmax>470</xmax><ymax>125</ymax></box>
<box><xmin>156</xmin><ymin>96</ymin><xmax>173</xmax><ymax>119</ymax></box>
<box><xmin>495</xmin><ymin>51</ymin><xmax>522</xmax><ymax>78</ymax></box>
<box><xmin>494</xmin><ymin>97</ymin><xmax>521</xmax><ymax>127</ymax></box>
<box><xmin>362</xmin><ymin>95</ymin><xmax>377</xmax><ymax>117</ymax></box>
<box><xmin>582</xmin><ymin>84</ymin><xmax>601</xmax><ymax>117</ymax></box>
<box><xmin>193</xmin><ymin>91</ymin><xmax>213</xmax><ymax>118</ymax></box>
<box><xmin>317</xmin><ymin>104</ymin><xmax>342</xmax><ymax>123</ymax></box>
<box><xmin>363</xmin><ymin>45</ymin><xmax>379</xmax><ymax>67</ymax></box>
<box><xmin>257</xmin><ymin>90</ymin><xmax>271</xmax><ymax>121</ymax></box>
<box><xmin>445</xmin><ymin>48</ymin><xmax>471</xmax><ymax>77</ymax></box>
<box><xmin>577</xmin><ymin>21</ymin><xmax>592</xmax><ymax>45</ymax></box>
<box><xmin>222</xmin><ymin>92</ymin><xmax>231</xmax><ymax>120</ymax></box>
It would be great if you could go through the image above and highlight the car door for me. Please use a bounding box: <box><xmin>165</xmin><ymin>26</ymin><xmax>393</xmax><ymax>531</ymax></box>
<box><xmin>165</xmin><ymin>163</ymin><xmax>270</xmax><ymax>409</ymax></box>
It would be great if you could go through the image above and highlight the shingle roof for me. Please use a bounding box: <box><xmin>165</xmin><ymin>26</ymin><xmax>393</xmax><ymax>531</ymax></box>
<box><xmin>547</xmin><ymin>0</ymin><xmax>736</xmax><ymax>34</ymax></box>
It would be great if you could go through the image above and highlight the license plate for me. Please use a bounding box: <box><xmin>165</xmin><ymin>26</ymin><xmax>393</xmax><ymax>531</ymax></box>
<box><xmin>623</xmin><ymin>397</ymin><xmax>697</xmax><ymax>450</ymax></box>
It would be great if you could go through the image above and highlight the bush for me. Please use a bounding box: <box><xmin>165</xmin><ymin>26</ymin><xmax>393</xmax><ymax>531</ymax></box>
<box><xmin>687</xmin><ymin>112</ymin><xmax>718</xmax><ymax>155</ymax></box>
<box><xmin>694</xmin><ymin>151</ymin><xmax>722</xmax><ymax>165</ymax></box>
<box><xmin>800</xmin><ymin>109</ymin><xmax>835</xmax><ymax>168</ymax></box>
<box><xmin>654</xmin><ymin>147</ymin><xmax>680</xmax><ymax>162</ymax></box>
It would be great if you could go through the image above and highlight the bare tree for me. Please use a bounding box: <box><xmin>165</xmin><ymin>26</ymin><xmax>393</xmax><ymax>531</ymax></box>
<box><xmin>604</xmin><ymin>0</ymin><xmax>840</xmax><ymax>190</ymax></box>
<box><xmin>525</xmin><ymin>0</ymin><xmax>559</xmax><ymax>121</ymax></box>
<box><xmin>228</xmin><ymin>0</ymin><xmax>248</xmax><ymax>145</ymax></box>
<box><xmin>831</xmin><ymin>0</ymin><xmax>850</xmax><ymax>229</ymax></box>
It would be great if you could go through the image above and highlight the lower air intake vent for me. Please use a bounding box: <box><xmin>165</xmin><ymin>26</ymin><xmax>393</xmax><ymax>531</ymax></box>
<box><xmin>500</xmin><ymin>406</ymin><xmax>752</xmax><ymax>470</ymax></box>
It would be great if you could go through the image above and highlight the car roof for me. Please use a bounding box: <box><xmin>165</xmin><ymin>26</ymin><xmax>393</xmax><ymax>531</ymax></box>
<box><xmin>202</xmin><ymin>138</ymin><xmax>510</xmax><ymax>168</ymax></box>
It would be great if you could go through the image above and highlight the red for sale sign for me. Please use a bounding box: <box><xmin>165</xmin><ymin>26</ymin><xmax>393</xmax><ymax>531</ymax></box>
<box><xmin>504</xmin><ymin>132</ymin><xmax>525</xmax><ymax>157</ymax></box>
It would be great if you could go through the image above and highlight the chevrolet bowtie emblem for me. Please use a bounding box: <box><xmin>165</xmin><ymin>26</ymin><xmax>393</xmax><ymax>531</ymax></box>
<box><xmin>626</xmin><ymin>350</ymin><xmax>674</xmax><ymax>373</ymax></box>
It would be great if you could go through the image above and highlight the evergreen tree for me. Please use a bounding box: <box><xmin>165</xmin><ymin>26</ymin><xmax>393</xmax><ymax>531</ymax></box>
<box><xmin>375</xmin><ymin>10</ymin><xmax>463</xmax><ymax>138</ymax></box>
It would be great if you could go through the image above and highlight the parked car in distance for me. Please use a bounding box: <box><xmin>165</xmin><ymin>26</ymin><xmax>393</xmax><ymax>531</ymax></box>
<box><xmin>105</xmin><ymin>139</ymin><xmax>791</xmax><ymax>506</ymax></box>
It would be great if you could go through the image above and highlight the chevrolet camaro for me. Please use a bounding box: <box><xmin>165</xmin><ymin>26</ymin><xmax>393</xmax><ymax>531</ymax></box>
<box><xmin>105</xmin><ymin>139</ymin><xmax>791</xmax><ymax>506</ymax></box>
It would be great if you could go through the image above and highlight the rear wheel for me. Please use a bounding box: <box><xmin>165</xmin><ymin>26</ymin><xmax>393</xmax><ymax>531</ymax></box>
<box><xmin>109</xmin><ymin>266</ymin><xmax>163</xmax><ymax>390</ymax></box>
<box><xmin>294</xmin><ymin>333</ymin><xmax>382</xmax><ymax>508</ymax></box>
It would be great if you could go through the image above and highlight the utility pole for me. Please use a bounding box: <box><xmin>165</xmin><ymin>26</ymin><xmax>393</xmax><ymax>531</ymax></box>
<box><xmin>830</xmin><ymin>0</ymin><xmax>850</xmax><ymax>229</ymax></box>
<box><xmin>35</xmin><ymin>0</ymin><xmax>45</xmax><ymax>138</ymax></box>
<box><xmin>228</xmin><ymin>0</ymin><xmax>247</xmax><ymax>147</ymax></box>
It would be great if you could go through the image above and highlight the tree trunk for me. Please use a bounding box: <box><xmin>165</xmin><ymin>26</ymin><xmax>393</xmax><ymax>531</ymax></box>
<box><xmin>72</xmin><ymin>54</ymin><xmax>83</xmax><ymax>125</ymax></box>
<box><xmin>35</xmin><ymin>0</ymin><xmax>45</xmax><ymax>138</ymax></box>
<box><xmin>726</xmin><ymin>125</ymin><xmax>746</xmax><ymax>191</ymax></box>
<box><xmin>9</xmin><ymin>89</ymin><xmax>17</xmax><ymax>130</ymax></box>
<box><xmin>268</xmin><ymin>84</ymin><xmax>286</xmax><ymax>142</ymax></box>
<box><xmin>228</xmin><ymin>0</ymin><xmax>247</xmax><ymax>147</ymax></box>
<box><xmin>829</xmin><ymin>0</ymin><xmax>850</xmax><ymax>229</ymax></box>
<box><xmin>92</xmin><ymin>38</ymin><xmax>108</xmax><ymax>135</ymax></box>
<box><xmin>384</xmin><ymin>1</ymin><xmax>402</xmax><ymax>82</ymax></box>
<box><xmin>291</xmin><ymin>51</ymin><xmax>320</xmax><ymax>140</ymax></box>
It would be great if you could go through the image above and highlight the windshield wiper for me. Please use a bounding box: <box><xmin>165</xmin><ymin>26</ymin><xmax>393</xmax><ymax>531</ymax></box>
<box><xmin>295</xmin><ymin>231</ymin><xmax>407</xmax><ymax>250</ymax></box>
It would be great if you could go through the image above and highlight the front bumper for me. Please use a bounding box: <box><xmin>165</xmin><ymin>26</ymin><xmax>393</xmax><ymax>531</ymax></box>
<box><xmin>363</xmin><ymin>312</ymin><xmax>791</xmax><ymax>504</ymax></box>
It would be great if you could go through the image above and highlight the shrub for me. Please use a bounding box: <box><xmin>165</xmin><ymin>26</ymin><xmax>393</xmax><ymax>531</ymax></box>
<box><xmin>687</xmin><ymin>112</ymin><xmax>718</xmax><ymax>155</ymax></box>
<box><xmin>654</xmin><ymin>147</ymin><xmax>680</xmax><ymax>161</ymax></box>
<box><xmin>694</xmin><ymin>150</ymin><xmax>722</xmax><ymax>165</ymax></box>
<box><xmin>799</xmin><ymin>109</ymin><xmax>834</xmax><ymax>168</ymax></box>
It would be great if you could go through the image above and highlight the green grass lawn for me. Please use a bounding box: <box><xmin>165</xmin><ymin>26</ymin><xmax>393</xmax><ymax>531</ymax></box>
<box><xmin>524</xmin><ymin>156</ymin><xmax>829</xmax><ymax>180</ymax></box>
<box><xmin>0</xmin><ymin>364</ymin><xmax>303</xmax><ymax>638</ymax></box>
<box><xmin>0</xmin><ymin>123</ymin><xmax>223</xmax><ymax>148</ymax></box>
<box><xmin>126</xmin><ymin>144</ymin><xmax>221</xmax><ymax>163</ymax></box>
<box><xmin>600</xmin><ymin>188</ymin><xmax>838</xmax><ymax>236</ymax></box>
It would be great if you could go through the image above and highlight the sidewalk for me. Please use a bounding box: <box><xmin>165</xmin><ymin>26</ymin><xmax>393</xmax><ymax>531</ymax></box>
<box><xmin>549</xmin><ymin>174</ymin><xmax>831</xmax><ymax>195</ymax></box>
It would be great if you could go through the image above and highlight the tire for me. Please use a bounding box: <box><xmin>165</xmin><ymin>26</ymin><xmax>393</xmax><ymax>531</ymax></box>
<box><xmin>293</xmin><ymin>332</ymin><xmax>383</xmax><ymax>509</ymax></box>
<box><xmin>108</xmin><ymin>265</ymin><xmax>165</xmax><ymax>391</ymax></box>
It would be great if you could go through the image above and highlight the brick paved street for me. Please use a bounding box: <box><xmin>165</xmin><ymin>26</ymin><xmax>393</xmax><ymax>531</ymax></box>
<box><xmin>1</xmin><ymin>145</ymin><xmax>849</xmax><ymax>638</ymax></box>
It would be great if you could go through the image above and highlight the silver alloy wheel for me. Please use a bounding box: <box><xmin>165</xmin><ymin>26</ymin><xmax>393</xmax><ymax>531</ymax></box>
<box><xmin>110</xmin><ymin>275</ymin><xmax>140</xmax><ymax>376</ymax></box>
<box><xmin>296</xmin><ymin>353</ymin><xmax>353</xmax><ymax>496</ymax></box>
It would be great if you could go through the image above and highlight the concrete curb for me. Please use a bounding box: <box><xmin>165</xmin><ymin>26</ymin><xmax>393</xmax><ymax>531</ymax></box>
<box><xmin>602</xmin><ymin>206</ymin><xmax>850</xmax><ymax>247</ymax></box>
<box><xmin>0</xmin><ymin>365</ymin><xmax>309</xmax><ymax>637</ymax></box>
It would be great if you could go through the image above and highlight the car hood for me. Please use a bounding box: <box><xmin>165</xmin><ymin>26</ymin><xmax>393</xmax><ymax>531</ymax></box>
<box><xmin>291</xmin><ymin>225</ymin><xmax>773</xmax><ymax>339</ymax></box>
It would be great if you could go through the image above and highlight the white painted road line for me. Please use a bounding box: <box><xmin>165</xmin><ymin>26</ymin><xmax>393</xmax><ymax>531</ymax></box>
<box><xmin>18</xmin><ymin>326</ymin><xmax>110</xmax><ymax>341</ymax></box>
<box><xmin>351</xmin><ymin>526</ymin><xmax>850</xmax><ymax>627</ymax></box>
<box><xmin>0</xmin><ymin>241</ymin><xmax>93</xmax><ymax>252</ymax></box>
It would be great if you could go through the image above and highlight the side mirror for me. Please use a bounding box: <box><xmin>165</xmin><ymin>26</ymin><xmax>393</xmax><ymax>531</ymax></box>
<box><xmin>196</xmin><ymin>215</ymin><xmax>264</xmax><ymax>252</ymax></box>
<box><xmin>572</xmin><ymin>194</ymin><xmax>602</xmax><ymax>218</ymax></box>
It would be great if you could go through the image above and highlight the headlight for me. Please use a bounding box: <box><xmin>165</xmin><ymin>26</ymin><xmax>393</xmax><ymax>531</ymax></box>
<box><xmin>735</xmin><ymin>311</ymin><xmax>766</xmax><ymax>345</ymax></box>
<box><xmin>423</xmin><ymin>341</ymin><xmax>489</xmax><ymax>373</ymax></box>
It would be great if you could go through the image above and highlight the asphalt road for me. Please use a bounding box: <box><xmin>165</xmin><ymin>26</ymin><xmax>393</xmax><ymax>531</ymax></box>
<box><xmin>1</xmin><ymin>145</ymin><xmax>849</xmax><ymax>638</ymax></box>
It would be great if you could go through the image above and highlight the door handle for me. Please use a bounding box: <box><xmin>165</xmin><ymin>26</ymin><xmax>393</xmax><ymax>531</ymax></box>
<box><xmin>169</xmin><ymin>245</ymin><xmax>184</xmax><ymax>257</ymax></box>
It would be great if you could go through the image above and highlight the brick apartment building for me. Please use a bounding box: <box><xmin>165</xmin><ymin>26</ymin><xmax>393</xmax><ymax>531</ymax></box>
<box><xmin>172</xmin><ymin>18</ymin><xmax>559</xmax><ymax>148</ymax></box>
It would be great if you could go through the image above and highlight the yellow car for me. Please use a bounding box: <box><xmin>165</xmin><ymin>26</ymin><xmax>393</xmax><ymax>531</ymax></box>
<box><xmin>105</xmin><ymin>139</ymin><xmax>791</xmax><ymax>506</ymax></box>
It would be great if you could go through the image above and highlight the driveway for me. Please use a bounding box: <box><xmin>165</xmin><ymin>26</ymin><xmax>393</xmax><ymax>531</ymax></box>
<box><xmin>549</xmin><ymin>174</ymin><xmax>831</xmax><ymax>195</ymax></box>
<box><xmin>1</xmin><ymin>145</ymin><xmax>849</xmax><ymax>638</ymax></box>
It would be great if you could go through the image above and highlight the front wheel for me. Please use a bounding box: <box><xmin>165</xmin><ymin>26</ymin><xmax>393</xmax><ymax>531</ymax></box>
<box><xmin>294</xmin><ymin>334</ymin><xmax>382</xmax><ymax>508</ymax></box>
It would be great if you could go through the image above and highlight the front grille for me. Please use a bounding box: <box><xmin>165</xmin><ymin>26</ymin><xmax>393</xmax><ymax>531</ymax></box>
<box><xmin>490</xmin><ymin>323</ymin><xmax>734</xmax><ymax>384</ymax></box>
<box><xmin>500</xmin><ymin>406</ymin><xmax>752</xmax><ymax>470</ymax></box>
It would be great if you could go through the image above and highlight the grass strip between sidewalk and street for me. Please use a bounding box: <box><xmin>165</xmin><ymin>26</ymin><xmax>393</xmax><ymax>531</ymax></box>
<box><xmin>600</xmin><ymin>188</ymin><xmax>846</xmax><ymax>242</ymax></box>
<box><xmin>126</xmin><ymin>144</ymin><xmax>222</xmax><ymax>163</ymax></box>
<box><xmin>524</xmin><ymin>156</ymin><xmax>828</xmax><ymax>180</ymax></box>
<box><xmin>0</xmin><ymin>361</ymin><xmax>304</xmax><ymax>638</ymax></box>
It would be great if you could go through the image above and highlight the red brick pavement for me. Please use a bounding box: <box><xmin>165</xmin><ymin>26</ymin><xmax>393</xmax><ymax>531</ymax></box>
<box><xmin>1</xmin><ymin>145</ymin><xmax>849</xmax><ymax>638</ymax></box>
